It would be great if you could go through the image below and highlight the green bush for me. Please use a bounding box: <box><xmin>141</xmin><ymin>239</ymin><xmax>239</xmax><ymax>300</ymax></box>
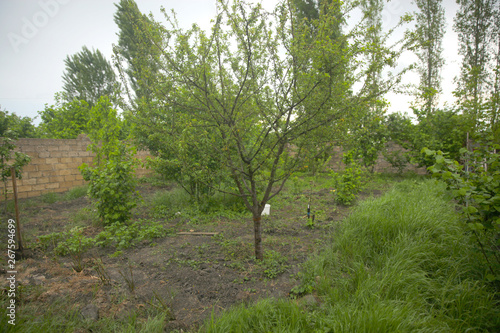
<box><xmin>79</xmin><ymin>97</ymin><xmax>139</xmax><ymax>226</ymax></box>
<box><xmin>80</xmin><ymin>146</ymin><xmax>138</xmax><ymax>225</ymax></box>
<box><xmin>1</xmin><ymin>130</ymin><xmax>31</xmax><ymax>202</ymax></box>
<box><xmin>330</xmin><ymin>150</ymin><xmax>368</xmax><ymax>205</ymax></box>
<box><xmin>382</xmin><ymin>149</ymin><xmax>409</xmax><ymax>174</ymax></box>
<box><xmin>54</xmin><ymin>227</ymin><xmax>95</xmax><ymax>257</ymax></box>
<box><xmin>425</xmin><ymin>135</ymin><xmax>500</xmax><ymax>281</ymax></box>
<box><xmin>94</xmin><ymin>219</ymin><xmax>168</xmax><ymax>250</ymax></box>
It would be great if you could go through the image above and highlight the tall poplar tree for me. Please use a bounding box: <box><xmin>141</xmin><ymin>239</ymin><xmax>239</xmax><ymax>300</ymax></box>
<box><xmin>414</xmin><ymin>0</ymin><xmax>445</xmax><ymax>117</ymax></box>
<box><xmin>453</xmin><ymin>0</ymin><xmax>495</xmax><ymax>133</ymax></box>
<box><xmin>346</xmin><ymin>0</ymin><xmax>387</xmax><ymax>170</ymax></box>
<box><xmin>113</xmin><ymin>0</ymin><xmax>162</xmax><ymax>106</ymax></box>
<box><xmin>291</xmin><ymin>0</ymin><xmax>349</xmax><ymax>165</ymax></box>
<box><xmin>360</xmin><ymin>0</ymin><xmax>384</xmax><ymax>111</ymax></box>
<box><xmin>62</xmin><ymin>46</ymin><xmax>118</xmax><ymax>107</ymax></box>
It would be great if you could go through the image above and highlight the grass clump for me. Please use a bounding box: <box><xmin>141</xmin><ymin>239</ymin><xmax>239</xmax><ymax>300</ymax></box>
<box><xmin>204</xmin><ymin>298</ymin><xmax>313</xmax><ymax>333</ymax></box>
<box><xmin>151</xmin><ymin>187</ymin><xmax>247</xmax><ymax>223</ymax></box>
<box><xmin>63</xmin><ymin>185</ymin><xmax>88</xmax><ymax>200</ymax></box>
<box><xmin>203</xmin><ymin>179</ymin><xmax>500</xmax><ymax>332</ymax></box>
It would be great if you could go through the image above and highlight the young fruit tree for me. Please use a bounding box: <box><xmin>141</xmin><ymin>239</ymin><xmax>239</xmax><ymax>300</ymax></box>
<box><xmin>118</xmin><ymin>0</ymin><xmax>411</xmax><ymax>259</ymax></box>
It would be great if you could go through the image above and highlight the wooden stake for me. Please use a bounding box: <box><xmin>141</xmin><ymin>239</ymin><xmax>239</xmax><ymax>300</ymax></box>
<box><xmin>177</xmin><ymin>232</ymin><xmax>219</xmax><ymax>236</ymax></box>
<box><xmin>10</xmin><ymin>167</ymin><xmax>23</xmax><ymax>252</ymax></box>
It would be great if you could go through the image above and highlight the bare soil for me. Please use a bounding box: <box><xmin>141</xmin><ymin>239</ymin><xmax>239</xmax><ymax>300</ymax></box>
<box><xmin>1</xmin><ymin>182</ymin><xmax>386</xmax><ymax>331</ymax></box>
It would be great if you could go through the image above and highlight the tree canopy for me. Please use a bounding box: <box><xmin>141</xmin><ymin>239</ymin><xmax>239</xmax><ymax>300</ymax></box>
<box><xmin>117</xmin><ymin>0</ymin><xmax>411</xmax><ymax>259</ymax></box>
<box><xmin>62</xmin><ymin>46</ymin><xmax>119</xmax><ymax>107</ymax></box>
<box><xmin>0</xmin><ymin>107</ymin><xmax>38</xmax><ymax>138</ymax></box>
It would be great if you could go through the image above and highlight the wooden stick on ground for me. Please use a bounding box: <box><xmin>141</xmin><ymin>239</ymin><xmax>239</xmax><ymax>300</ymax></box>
<box><xmin>177</xmin><ymin>232</ymin><xmax>219</xmax><ymax>236</ymax></box>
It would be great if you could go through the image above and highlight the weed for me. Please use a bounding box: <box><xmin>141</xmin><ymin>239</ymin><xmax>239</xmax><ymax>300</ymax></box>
<box><xmin>202</xmin><ymin>298</ymin><xmax>314</xmax><ymax>332</ymax></box>
<box><xmin>151</xmin><ymin>187</ymin><xmax>247</xmax><ymax>223</ymax></box>
<box><xmin>226</xmin><ymin>261</ymin><xmax>246</xmax><ymax>271</ymax></box>
<box><xmin>216</xmin><ymin>236</ymin><xmax>253</xmax><ymax>261</ymax></box>
<box><xmin>258</xmin><ymin>250</ymin><xmax>289</xmax><ymax>279</ymax></box>
<box><xmin>94</xmin><ymin>219</ymin><xmax>167</xmax><ymax>250</ymax></box>
<box><xmin>138</xmin><ymin>174</ymin><xmax>171</xmax><ymax>187</ymax></box>
<box><xmin>92</xmin><ymin>257</ymin><xmax>111</xmax><ymax>285</ymax></box>
<box><xmin>54</xmin><ymin>227</ymin><xmax>95</xmax><ymax>272</ymax></box>
<box><xmin>118</xmin><ymin>262</ymin><xmax>135</xmax><ymax>293</ymax></box>
<box><xmin>71</xmin><ymin>206</ymin><xmax>99</xmax><ymax>227</ymax></box>
<box><xmin>36</xmin><ymin>232</ymin><xmax>65</xmax><ymax>251</ymax></box>
<box><xmin>305</xmin><ymin>215</ymin><xmax>315</xmax><ymax>229</ymax></box>
<box><xmin>63</xmin><ymin>185</ymin><xmax>88</xmax><ymax>200</ymax></box>
<box><xmin>40</xmin><ymin>192</ymin><xmax>59</xmax><ymax>204</ymax></box>
<box><xmin>109</xmin><ymin>250</ymin><xmax>123</xmax><ymax>258</ymax></box>
<box><xmin>197</xmin><ymin>243</ymin><xmax>210</xmax><ymax>255</ymax></box>
<box><xmin>171</xmin><ymin>258</ymin><xmax>208</xmax><ymax>270</ymax></box>
<box><xmin>149</xmin><ymin>290</ymin><xmax>176</xmax><ymax>321</ymax></box>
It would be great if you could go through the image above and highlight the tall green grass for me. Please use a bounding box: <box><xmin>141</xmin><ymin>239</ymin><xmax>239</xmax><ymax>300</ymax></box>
<box><xmin>202</xmin><ymin>180</ymin><xmax>500</xmax><ymax>332</ymax></box>
<box><xmin>150</xmin><ymin>187</ymin><xmax>247</xmax><ymax>223</ymax></box>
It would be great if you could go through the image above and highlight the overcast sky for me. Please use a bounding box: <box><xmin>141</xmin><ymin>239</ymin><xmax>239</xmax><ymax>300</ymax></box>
<box><xmin>0</xmin><ymin>0</ymin><xmax>461</xmax><ymax>124</ymax></box>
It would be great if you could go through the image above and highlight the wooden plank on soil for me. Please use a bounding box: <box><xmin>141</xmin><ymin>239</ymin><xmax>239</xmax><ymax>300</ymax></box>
<box><xmin>177</xmin><ymin>232</ymin><xmax>219</xmax><ymax>236</ymax></box>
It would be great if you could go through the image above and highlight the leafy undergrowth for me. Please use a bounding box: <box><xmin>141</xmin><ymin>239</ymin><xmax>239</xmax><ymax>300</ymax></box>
<box><xmin>0</xmin><ymin>172</ymin><xmax>441</xmax><ymax>332</ymax></box>
<box><xmin>203</xmin><ymin>180</ymin><xmax>500</xmax><ymax>332</ymax></box>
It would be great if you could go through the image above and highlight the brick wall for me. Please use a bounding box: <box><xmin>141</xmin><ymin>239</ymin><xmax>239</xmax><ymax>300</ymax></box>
<box><xmin>1</xmin><ymin>138</ymin><xmax>424</xmax><ymax>200</ymax></box>
<box><xmin>1</xmin><ymin>135</ymin><xmax>150</xmax><ymax>200</ymax></box>
<box><xmin>327</xmin><ymin>142</ymin><xmax>427</xmax><ymax>174</ymax></box>
<box><xmin>374</xmin><ymin>142</ymin><xmax>426</xmax><ymax>174</ymax></box>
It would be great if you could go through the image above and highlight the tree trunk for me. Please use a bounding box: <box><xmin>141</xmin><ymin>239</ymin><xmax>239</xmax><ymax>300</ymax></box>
<box><xmin>253</xmin><ymin>213</ymin><xmax>263</xmax><ymax>260</ymax></box>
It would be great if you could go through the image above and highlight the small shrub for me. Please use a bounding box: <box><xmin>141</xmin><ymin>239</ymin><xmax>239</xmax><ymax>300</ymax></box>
<box><xmin>94</xmin><ymin>219</ymin><xmax>168</xmax><ymax>250</ymax></box>
<box><xmin>425</xmin><ymin>137</ymin><xmax>500</xmax><ymax>281</ymax></box>
<box><xmin>54</xmin><ymin>227</ymin><xmax>96</xmax><ymax>272</ymax></box>
<box><xmin>382</xmin><ymin>150</ymin><xmax>409</xmax><ymax>174</ymax></box>
<box><xmin>330</xmin><ymin>150</ymin><xmax>368</xmax><ymax>205</ymax></box>
<box><xmin>80</xmin><ymin>97</ymin><xmax>139</xmax><ymax>226</ymax></box>
<box><xmin>54</xmin><ymin>227</ymin><xmax>95</xmax><ymax>256</ymax></box>
<box><xmin>36</xmin><ymin>232</ymin><xmax>65</xmax><ymax>251</ymax></box>
<box><xmin>1</xmin><ymin>131</ymin><xmax>31</xmax><ymax>202</ymax></box>
<box><xmin>80</xmin><ymin>147</ymin><xmax>139</xmax><ymax>226</ymax></box>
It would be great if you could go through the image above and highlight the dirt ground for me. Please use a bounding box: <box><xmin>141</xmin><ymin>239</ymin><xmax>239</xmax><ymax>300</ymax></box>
<box><xmin>1</xmin><ymin>182</ymin><xmax>385</xmax><ymax>331</ymax></box>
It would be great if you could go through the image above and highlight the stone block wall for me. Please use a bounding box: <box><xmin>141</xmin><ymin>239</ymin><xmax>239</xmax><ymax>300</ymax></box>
<box><xmin>1</xmin><ymin>137</ymin><xmax>424</xmax><ymax>200</ymax></box>
<box><xmin>1</xmin><ymin>135</ymin><xmax>150</xmax><ymax>200</ymax></box>
<box><xmin>327</xmin><ymin>142</ymin><xmax>427</xmax><ymax>174</ymax></box>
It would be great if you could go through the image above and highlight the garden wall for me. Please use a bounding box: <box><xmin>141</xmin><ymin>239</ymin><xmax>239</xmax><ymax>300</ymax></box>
<box><xmin>328</xmin><ymin>142</ymin><xmax>427</xmax><ymax>174</ymax></box>
<box><xmin>1</xmin><ymin>135</ymin><xmax>150</xmax><ymax>200</ymax></box>
<box><xmin>1</xmin><ymin>137</ymin><xmax>425</xmax><ymax>200</ymax></box>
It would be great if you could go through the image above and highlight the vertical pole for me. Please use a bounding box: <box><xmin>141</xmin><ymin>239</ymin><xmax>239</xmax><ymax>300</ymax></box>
<box><xmin>10</xmin><ymin>167</ymin><xmax>23</xmax><ymax>252</ymax></box>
